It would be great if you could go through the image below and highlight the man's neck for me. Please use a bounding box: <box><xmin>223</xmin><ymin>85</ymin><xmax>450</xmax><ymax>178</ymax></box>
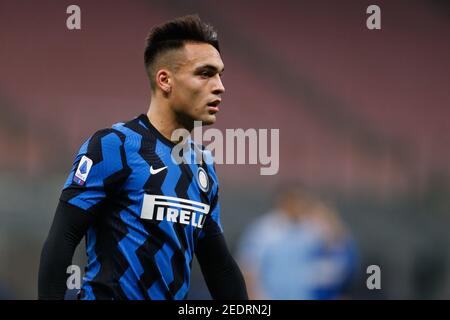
<box><xmin>146</xmin><ymin>99</ymin><xmax>192</xmax><ymax>143</ymax></box>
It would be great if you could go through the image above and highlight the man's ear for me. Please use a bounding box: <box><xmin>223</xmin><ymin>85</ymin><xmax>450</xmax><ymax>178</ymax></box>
<box><xmin>156</xmin><ymin>69</ymin><xmax>172</xmax><ymax>94</ymax></box>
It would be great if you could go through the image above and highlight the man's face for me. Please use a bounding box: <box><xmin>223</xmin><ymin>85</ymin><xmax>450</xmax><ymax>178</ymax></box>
<box><xmin>169</xmin><ymin>42</ymin><xmax>225</xmax><ymax>126</ymax></box>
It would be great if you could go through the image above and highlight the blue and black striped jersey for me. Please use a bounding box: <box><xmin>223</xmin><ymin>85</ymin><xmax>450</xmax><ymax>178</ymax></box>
<box><xmin>60</xmin><ymin>114</ymin><xmax>223</xmax><ymax>300</ymax></box>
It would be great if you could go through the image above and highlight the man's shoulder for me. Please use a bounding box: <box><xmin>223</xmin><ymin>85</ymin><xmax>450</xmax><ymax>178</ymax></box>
<box><xmin>110</xmin><ymin>116</ymin><xmax>142</xmax><ymax>138</ymax></box>
<box><xmin>104</xmin><ymin>115</ymin><xmax>152</xmax><ymax>140</ymax></box>
<box><xmin>81</xmin><ymin>116</ymin><xmax>145</xmax><ymax>152</ymax></box>
<box><xmin>74</xmin><ymin>127</ymin><xmax>125</xmax><ymax>166</ymax></box>
<box><xmin>83</xmin><ymin>126</ymin><xmax>125</xmax><ymax>147</ymax></box>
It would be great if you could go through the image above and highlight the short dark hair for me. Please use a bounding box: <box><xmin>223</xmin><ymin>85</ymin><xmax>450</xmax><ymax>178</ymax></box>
<box><xmin>144</xmin><ymin>14</ymin><xmax>220</xmax><ymax>90</ymax></box>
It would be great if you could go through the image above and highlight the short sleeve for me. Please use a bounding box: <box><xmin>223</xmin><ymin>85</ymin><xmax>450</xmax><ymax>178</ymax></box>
<box><xmin>59</xmin><ymin>129</ymin><xmax>130</xmax><ymax>215</ymax></box>
<box><xmin>197</xmin><ymin>184</ymin><xmax>223</xmax><ymax>240</ymax></box>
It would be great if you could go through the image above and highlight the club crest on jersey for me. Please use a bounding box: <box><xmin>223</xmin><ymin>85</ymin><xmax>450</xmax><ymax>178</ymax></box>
<box><xmin>141</xmin><ymin>194</ymin><xmax>210</xmax><ymax>228</ymax></box>
<box><xmin>197</xmin><ymin>167</ymin><xmax>209</xmax><ymax>193</ymax></box>
<box><xmin>73</xmin><ymin>155</ymin><xmax>93</xmax><ymax>186</ymax></box>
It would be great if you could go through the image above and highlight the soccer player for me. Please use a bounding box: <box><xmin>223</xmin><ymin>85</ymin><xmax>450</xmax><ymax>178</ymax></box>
<box><xmin>38</xmin><ymin>15</ymin><xmax>248</xmax><ymax>300</ymax></box>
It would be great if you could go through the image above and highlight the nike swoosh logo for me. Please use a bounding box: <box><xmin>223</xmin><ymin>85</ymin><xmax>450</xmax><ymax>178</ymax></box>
<box><xmin>150</xmin><ymin>166</ymin><xmax>167</xmax><ymax>175</ymax></box>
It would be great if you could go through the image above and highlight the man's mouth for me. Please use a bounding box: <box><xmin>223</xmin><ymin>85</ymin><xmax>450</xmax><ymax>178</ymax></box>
<box><xmin>207</xmin><ymin>99</ymin><xmax>221</xmax><ymax>107</ymax></box>
<box><xmin>207</xmin><ymin>100</ymin><xmax>221</xmax><ymax>113</ymax></box>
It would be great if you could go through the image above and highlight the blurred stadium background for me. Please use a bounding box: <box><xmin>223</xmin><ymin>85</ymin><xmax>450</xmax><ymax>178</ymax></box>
<box><xmin>0</xmin><ymin>0</ymin><xmax>449</xmax><ymax>299</ymax></box>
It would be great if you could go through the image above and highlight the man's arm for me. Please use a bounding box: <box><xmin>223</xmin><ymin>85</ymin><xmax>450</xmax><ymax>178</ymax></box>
<box><xmin>195</xmin><ymin>234</ymin><xmax>248</xmax><ymax>300</ymax></box>
<box><xmin>39</xmin><ymin>129</ymin><xmax>129</xmax><ymax>300</ymax></box>
<box><xmin>38</xmin><ymin>200</ymin><xmax>93</xmax><ymax>300</ymax></box>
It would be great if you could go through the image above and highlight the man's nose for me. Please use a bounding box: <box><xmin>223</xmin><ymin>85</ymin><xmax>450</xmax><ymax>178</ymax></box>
<box><xmin>212</xmin><ymin>75</ymin><xmax>225</xmax><ymax>95</ymax></box>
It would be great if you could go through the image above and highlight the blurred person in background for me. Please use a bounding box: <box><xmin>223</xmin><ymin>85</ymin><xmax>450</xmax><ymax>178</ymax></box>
<box><xmin>237</xmin><ymin>184</ymin><xmax>358</xmax><ymax>300</ymax></box>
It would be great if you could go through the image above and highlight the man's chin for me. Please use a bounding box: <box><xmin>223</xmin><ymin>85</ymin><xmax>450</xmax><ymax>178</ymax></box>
<box><xmin>200</xmin><ymin>115</ymin><xmax>216</xmax><ymax>126</ymax></box>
